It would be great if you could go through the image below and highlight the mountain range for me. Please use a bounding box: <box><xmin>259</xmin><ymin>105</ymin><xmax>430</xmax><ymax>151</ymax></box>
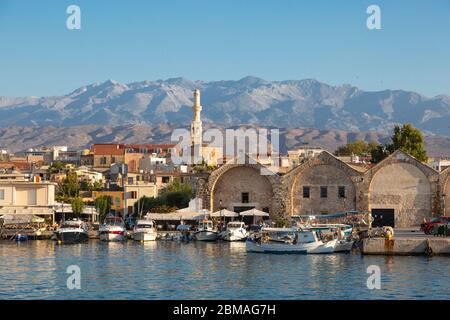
<box><xmin>1</xmin><ymin>77</ymin><xmax>450</xmax><ymax>156</ymax></box>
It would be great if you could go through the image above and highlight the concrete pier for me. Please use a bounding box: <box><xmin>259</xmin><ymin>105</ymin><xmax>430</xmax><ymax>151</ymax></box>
<box><xmin>362</xmin><ymin>237</ymin><xmax>450</xmax><ymax>256</ymax></box>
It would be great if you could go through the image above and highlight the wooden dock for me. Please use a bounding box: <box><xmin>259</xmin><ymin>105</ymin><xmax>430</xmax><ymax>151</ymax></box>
<box><xmin>0</xmin><ymin>229</ymin><xmax>54</xmax><ymax>240</ymax></box>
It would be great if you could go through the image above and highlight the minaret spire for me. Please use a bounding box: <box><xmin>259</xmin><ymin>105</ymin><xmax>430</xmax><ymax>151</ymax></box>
<box><xmin>191</xmin><ymin>89</ymin><xmax>203</xmax><ymax>163</ymax></box>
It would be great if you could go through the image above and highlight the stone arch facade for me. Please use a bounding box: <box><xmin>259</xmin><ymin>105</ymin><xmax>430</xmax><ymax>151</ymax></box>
<box><xmin>439</xmin><ymin>167</ymin><xmax>450</xmax><ymax>216</ymax></box>
<box><xmin>363</xmin><ymin>150</ymin><xmax>439</xmax><ymax>227</ymax></box>
<box><xmin>195</xmin><ymin>150</ymin><xmax>443</xmax><ymax>227</ymax></box>
<box><xmin>283</xmin><ymin>151</ymin><xmax>364</xmax><ymax>216</ymax></box>
<box><xmin>196</xmin><ymin>161</ymin><xmax>282</xmax><ymax>219</ymax></box>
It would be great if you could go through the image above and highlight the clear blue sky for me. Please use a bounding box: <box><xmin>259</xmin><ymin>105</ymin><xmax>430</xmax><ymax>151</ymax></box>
<box><xmin>0</xmin><ymin>0</ymin><xmax>449</xmax><ymax>97</ymax></box>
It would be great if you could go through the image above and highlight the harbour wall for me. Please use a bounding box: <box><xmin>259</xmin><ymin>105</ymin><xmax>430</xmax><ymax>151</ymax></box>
<box><xmin>362</xmin><ymin>237</ymin><xmax>450</xmax><ymax>256</ymax></box>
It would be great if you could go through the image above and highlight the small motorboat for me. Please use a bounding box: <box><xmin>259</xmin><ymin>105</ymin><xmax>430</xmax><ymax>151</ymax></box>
<box><xmin>54</xmin><ymin>219</ymin><xmax>89</xmax><ymax>244</ymax></box>
<box><xmin>220</xmin><ymin>221</ymin><xmax>248</xmax><ymax>241</ymax></box>
<box><xmin>246</xmin><ymin>227</ymin><xmax>337</xmax><ymax>254</ymax></box>
<box><xmin>99</xmin><ymin>215</ymin><xmax>127</xmax><ymax>242</ymax></box>
<box><xmin>133</xmin><ymin>219</ymin><xmax>157</xmax><ymax>241</ymax></box>
<box><xmin>15</xmin><ymin>234</ymin><xmax>29</xmax><ymax>242</ymax></box>
<box><xmin>193</xmin><ymin>220</ymin><xmax>219</xmax><ymax>241</ymax></box>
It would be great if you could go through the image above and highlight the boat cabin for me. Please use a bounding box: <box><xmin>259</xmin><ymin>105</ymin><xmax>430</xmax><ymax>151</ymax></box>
<box><xmin>135</xmin><ymin>220</ymin><xmax>155</xmax><ymax>229</ymax></box>
<box><xmin>198</xmin><ymin>220</ymin><xmax>214</xmax><ymax>230</ymax></box>
<box><xmin>227</xmin><ymin>221</ymin><xmax>245</xmax><ymax>229</ymax></box>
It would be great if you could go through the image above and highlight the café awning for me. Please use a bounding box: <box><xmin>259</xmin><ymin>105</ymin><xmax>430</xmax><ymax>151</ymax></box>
<box><xmin>210</xmin><ymin>209</ymin><xmax>239</xmax><ymax>218</ymax></box>
<box><xmin>239</xmin><ymin>208</ymin><xmax>270</xmax><ymax>217</ymax></box>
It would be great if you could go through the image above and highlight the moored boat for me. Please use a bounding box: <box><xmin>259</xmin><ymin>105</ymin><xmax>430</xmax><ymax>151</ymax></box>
<box><xmin>305</xmin><ymin>224</ymin><xmax>354</xmax><ymax>253</ymax></box>
<box><xmin>99</xmin><ymin>215</ymin><xmax>126</xmax><ymax>242</ymax></box>
<box><xmin>193</xmin><ymin>220</ymin><xmax>219</xmax><ymax>241</ymax></box>
<box><xmin>246</xmin><ymin>227</ymin><xmax>337</xmax><ymax>254</ymax></box>
<box><xmin>220</xmin><ymin>221</ymin><xmax>248</xmax><ymax>241</ymax></box>
<box><xmin>133</xmin><ymin>219</ymin><xmax>157</xmax><ymax>241</ymax></box>
<box><xmin>54</xmin><ymin>219</ymin><xmax>89</xmax><ymax>244</ymax></box>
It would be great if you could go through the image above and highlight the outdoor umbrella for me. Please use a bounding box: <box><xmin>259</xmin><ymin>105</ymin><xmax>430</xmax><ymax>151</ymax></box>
<box><xmin>210</xmin><ymin>209</ymin><xmax>239</xmax><ymax>218</ymax></box>
<box><xmin>239</xmin><ymin>208</ymin><xmax>270</xmax><ymax>225</ymax></box>
<box><xmin>239</xmin><ymin>208</ymin><xmax>269</xmax><ymax>217</ymax></box>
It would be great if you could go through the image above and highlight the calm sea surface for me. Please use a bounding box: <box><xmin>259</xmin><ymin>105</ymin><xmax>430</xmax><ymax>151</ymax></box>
<box><xmin>0</xmin><ymin>240</ymin><xmax>448</xmax><ymax>300</ymax></box>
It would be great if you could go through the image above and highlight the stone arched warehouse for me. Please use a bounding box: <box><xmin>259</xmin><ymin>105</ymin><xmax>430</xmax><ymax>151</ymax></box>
<box><xmin>196</xmin><ymin>150</ymin><xmax>447</xmax><ymax>228</ymax></box>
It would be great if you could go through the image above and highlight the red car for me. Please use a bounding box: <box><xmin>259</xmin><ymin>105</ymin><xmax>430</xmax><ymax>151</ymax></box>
<box><xmin>421</xmin><ymin>216</ymin><xmax>450</xmax><ymax>235</ymax></box>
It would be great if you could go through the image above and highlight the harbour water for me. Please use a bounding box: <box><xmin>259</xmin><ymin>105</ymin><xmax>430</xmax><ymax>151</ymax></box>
<box><xmin>0</xmin><ymin>240</ymin><xmax>448</xmax><ymax>300</ymax></box>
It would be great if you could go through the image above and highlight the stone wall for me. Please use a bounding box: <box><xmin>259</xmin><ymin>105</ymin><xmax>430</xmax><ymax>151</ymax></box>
<box><xmin>363</xmin><ymin>150</ymin><xmax>439</xmax><ymax>228</ymax></box>
<box><xmin>290</xmin><ymin>164</ymin><xmax>357</xmax><ymax>215</ymax></box>
<box><xmin>197</xmin><ymin>150</ymin><xmax>443</xmax><ymax>227</ymax></box>
<box><xmin>196</xmin><ymin>160</ymin><xmax>281</xmax><ymax>219</ymax></box>
<box><xmin>212</xmin><ymin>166</ymin><xmax>273</xmax><ymax>213</ymax></box>
<box><xmin>439</xmin><ymin>167</ymin><xmax>450</xmax><ymax>216</ymax></box>
<box><xmin>283</xmin><ymin>151</ymin><xmax>364</xmax><ymax>216</ymax></box>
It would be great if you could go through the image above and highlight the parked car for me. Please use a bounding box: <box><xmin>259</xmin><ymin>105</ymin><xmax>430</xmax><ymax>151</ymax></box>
<box><xmin>421</xmin><ymin>216</ymin><xmax>450</xmax><ymax>235</ymax></box>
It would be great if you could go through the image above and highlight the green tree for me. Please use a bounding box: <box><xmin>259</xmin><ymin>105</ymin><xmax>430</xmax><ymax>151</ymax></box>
<box><xmin>57</xmin><ymin>171</ymin><xmax>80</xmax><ymax>199</ymax></box>
<box><xmin>47</xmin><ymin>161</ymin><xmax>66</xmax><ymax>174</ymax></box>
<box><xmin>370</xmin><ymin>123</ymin><xmax>428</xmax><ymax>163</ymax></box>
<box><xmin>149</xmin><ymin>205</ymin><xmax>178</xmax><ymax>213</ymax></box>
<box><xmin>71</xmin><ymin>197</ymin><xmax>85</xmax><ymax>218</ymax></box>
<box><xmin>370</xmin><ymin>144</ymin><xmax>391</xmax><ymax>164</ymax></box>
<box><xmin>160</xmin><ymin>178</ymin><xmax>192</xmax><ymax>196</ymax></box>
<box><xmin>165</xmin><ymin>191</ymin><xmax>191</xmax><ymax>209</ymax></box>
<box><xmin>80</xmin><ymin>180</ymin><xmax>103</xmax><ymax>192</ymax></box>
<box><xmin>95</xmin><ymin>195</ymin><xmax>112</xmax><ymax>223</ymax></box>
<box><xmin>390</xmin><ymin>124</ymin><xmax>428</xmax><ymax>162</ymax></box>
<box><xmin>335</xmin><ymin>140</ymin><xmax>378</xmax><ymax>156</ymax></box>
<box><xmin>133</xmin><ymin>196</ymin><xmax>163</xmax><ymax>218</ymax></box>
<box><xmin>90</xmin><ymin>181</ymin><xmax>104</xmax><ymax>191</ymax></box>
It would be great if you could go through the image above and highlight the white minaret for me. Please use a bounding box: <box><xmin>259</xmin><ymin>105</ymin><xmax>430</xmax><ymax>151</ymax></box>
<box><xmin>191</xmin><ymin>89</ymin><xmax>203</xmax><ymax>163</ymax></box>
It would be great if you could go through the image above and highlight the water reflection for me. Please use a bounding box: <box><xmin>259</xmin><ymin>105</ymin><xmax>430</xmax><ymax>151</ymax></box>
<box><xmin>0</xmin><ymin>240</ymin><xmax>448</xmax><ymax>300</ymax></box>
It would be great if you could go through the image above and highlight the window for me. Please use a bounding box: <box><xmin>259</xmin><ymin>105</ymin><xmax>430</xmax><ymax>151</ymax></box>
<box><xmin>242</xmin><ymin>192</ymin><xmax>249</xmax><ymax>204</ymax></box>
<box><xmin>338</xmin><ymin>186</ymin><xmax>346</xmax><ymax>198</ymax></box>
<box><xmin>303</xmin><ymin>186</ymin><xmax>310</xmax><ymax>198</ymax></box>
<box><xmin>0</xmin><ymin>189</ymin><xmax>4</xmax><ymax>200</ymax></box>
<box><xmin>100</xmin><ymin>157</ymin><xmax>107</xmax><ymax>165</ymax></box>
<box><xmin>127</xmin><ymin>177</ymin><xmax>134</xmax><ymax>185</ymax></box>
<box><xmin>111</xmin><ymin>157</ymin><xmax>116</xmax><ymax>164</ymax></box>
<box><xmin>320</xmin><ymin>186</ymin><xmax>328</xmax><ymax>198</ymax></box>
<box><xmin>162</xmin><ymin>176</ymin><xmax>170</xmax><ymax>183</ymax></box>
<box><xmin>129</xmin><ymin>191</ymin><xmax>137</xmax><ymax>199</ymax></box>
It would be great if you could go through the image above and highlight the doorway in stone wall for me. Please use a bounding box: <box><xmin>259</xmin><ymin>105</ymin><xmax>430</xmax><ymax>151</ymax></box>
<box><xmin>371</xmin><ymin>209</ymin><xmax>395</xmax><ymax>228</ymax></box>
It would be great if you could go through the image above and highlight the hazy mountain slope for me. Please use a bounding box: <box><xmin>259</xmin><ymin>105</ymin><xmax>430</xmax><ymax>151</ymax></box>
<box><xmin>1</xmin><ymin>77</ymin><xmax>450</xmax><ymax>135</ymax></box>
<box><xmin>2</xmin><ymin>124</ymin><xmax>450</xmax><ymax>157</ymax></box>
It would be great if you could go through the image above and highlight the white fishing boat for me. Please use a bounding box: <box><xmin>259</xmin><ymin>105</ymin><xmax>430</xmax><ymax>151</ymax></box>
<box><xmin>220</xmin><ymin>221</ymin><xmax>248</xmax><ymax>241</ymax></box>
<box><xmin>133</xmin><ymin>219</ymin><xmax>157</xmax><ymax>241</ymax></box>
<box><xmin>306</xmin><ymin>224</ymin><xmax>354</xmax><ymax>253</ymax></box>
<box><xmin>99</xmin><ymin>215</ymin><xmax>126</xmax><ymax>242</ymax></box>
<box><xmin>193</xmin><ymin>220</ymin><xmax>219</xmax><ymax>241</ymax></box>
<box><xmin>54</xmin><ymin>219</ymin><xmax>89</xmax><ymax>244</ymax></box>
<box><xmin>246</xmin><ymin>227</ymin><xmax>337</xmax><ymax>254</ymax></box>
